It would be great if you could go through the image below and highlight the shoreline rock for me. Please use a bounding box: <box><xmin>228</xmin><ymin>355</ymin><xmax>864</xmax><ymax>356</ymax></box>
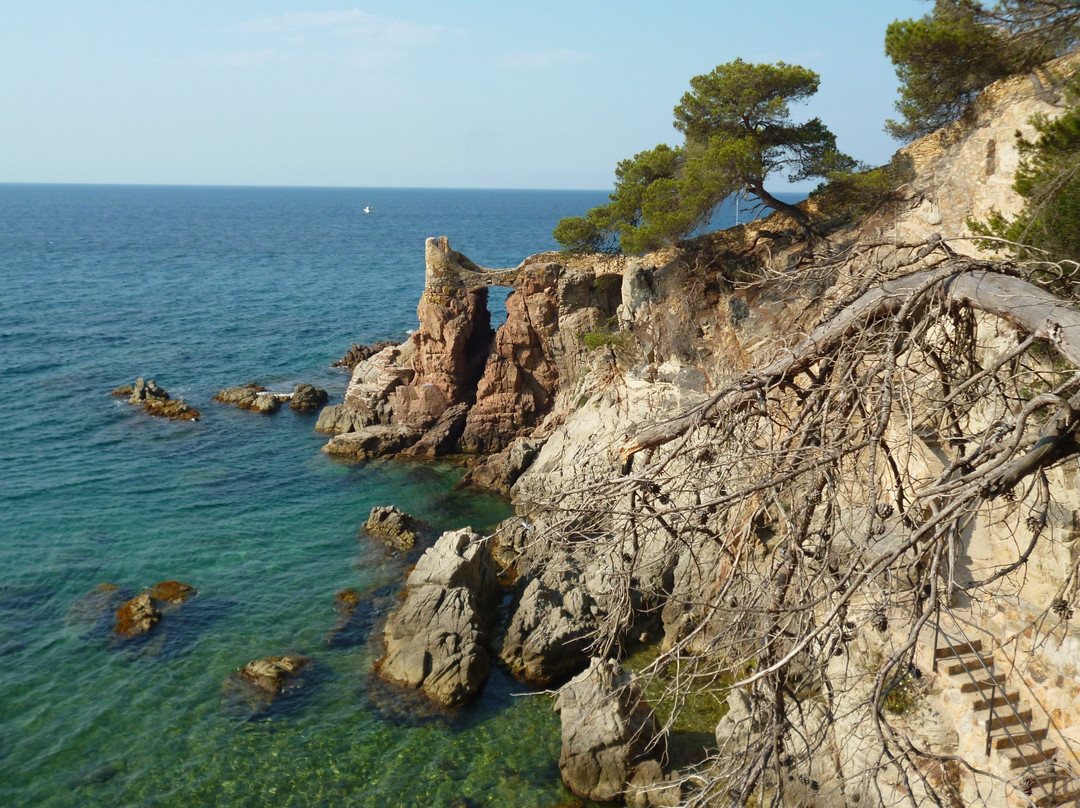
<box><xmin>362</xmin><ymin>505</ymin><xmax>421</xmax><ymax>550</ymax></box>
<box><xmin>213</xmin><ymin>382</ymin><xmax>328</xmax><ymax>415</ymax></box>
<box><xmin>112</xmin><ymin>378</ymin><xmax>200</xmax><ymax>421</ymax></box>
<box><xmin>377</xmin><ymin>528</ymin><xmax>499</xmax><ymax>708</ymax></box>
<box><xmin>553</xmin><ymin>658</ymin><xmax>668</xmax><ymax>804</ymax></box>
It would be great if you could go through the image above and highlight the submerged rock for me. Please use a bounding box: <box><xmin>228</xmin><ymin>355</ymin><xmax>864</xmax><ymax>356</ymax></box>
<box><xmin>114</xmin><ymin>592</ymin><xmax>162</xmax><ymax>637</ymax></box>
<box><xmin>67</xmin><ymin>583</ymin><xmax>132</xmax><ymax>636</ymax></box>
<box><xmin>111</xmin><ymin>580</ymin><xmax>197</xmax><ymax>639</ymax></box>
<box><xmin>112</xmin><ymin>377</ymin><xmax>200</xmax><ymax>421</ymax></box>
<box><xmin>362</xmin><ymin>505</ymin><xmax>421</xmax><ymax>550</ymax></box>
<box><xmin>378</xmin><ymin>528</ymin><xmax>499</xmax><ymax>708</ymax></box>
<box><xmin>223</xmin><ymin>655</ymin><xmax>314</xmax><ymax>717</ymax></box>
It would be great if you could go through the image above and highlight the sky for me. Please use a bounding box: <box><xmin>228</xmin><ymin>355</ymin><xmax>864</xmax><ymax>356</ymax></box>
<box><xmin>0</xmin><ymin>1</ymin><xmax>930</xmax><ymax>190</ymax></box>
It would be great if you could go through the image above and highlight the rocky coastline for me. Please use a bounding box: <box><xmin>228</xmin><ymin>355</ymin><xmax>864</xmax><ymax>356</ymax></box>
<box><xmin>97</xmin><ymin>61</ymin><xmax>1080</xmax><ymax>806</ymax></box>
<box><xmin>309</xmin><ymin>63</ymin><xmax>1080</xmax><ymax>806</ymax></box>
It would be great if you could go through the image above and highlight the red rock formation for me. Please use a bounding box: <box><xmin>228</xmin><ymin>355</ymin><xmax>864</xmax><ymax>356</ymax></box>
<box><xmin>459</xmin><ymin>263</ymin><xmax>561</xmax><ymax>454</ymax></box>
<box><xmin>391</xmin><ymin>237</ymin><xmax>493</xmax><ymax>428</ymax></box>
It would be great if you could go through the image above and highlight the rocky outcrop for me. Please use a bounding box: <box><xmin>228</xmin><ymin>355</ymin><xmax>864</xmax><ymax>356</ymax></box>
<box><xmin>323</xmin><ymin>424</ymin><xmax>422</xmax><ymax>460</ymax></box>
<box><xmin>362</xmin><ymin>505</ymin><xmax>421</xmax><ymax>550</ymax></box>
<box><xmin>222</xmin><ymin>655</ymin><xmax>314</xmax><ymax>716</ymax></box>
<box><xmin>390</xmin><ymin>237</ymin><xmax>494</xmax><ymax>428</ymax></box>
<box><xmin>378</xmin><ymin>528</ymin><xmax>499</xmax><ymax>708</ymax></box>
<box><xmin>553</xmin><ymin>658</ymin><xmax>667</xmax><ymax>804</ymax></box>
<box><xmin>321</xmin><ymin>238</ymin><xmax>624</xmax><ymax>461</ymax></box>
<box><xmin>213</xmin><ymin>383</ymin><xmax>282</xmax><ymax>413</ymax></box>
<box><xmin>457</xmin><ymin>263</ymin><xmax>562</xmax><ymax>454</ymax></box>
<box><xmin>113</xmin><ymin>592</ymin><xmax>162</xmax><ymax>637</ymax></box>
<box><xmin>112</xmin><ymin>378</ymin><xmax>200</xmax><ymax>421</ymax></box>
<box><xmin>214</xmin><ymin>382</ymin><xmax>328</xmax><ymax>414</ymax></box>
<box><xmin>289</xmin><ymin>383</ymin><xmax>328</xmax><ymax>412</ymax></box>
<box><xmin>112</xmin><ymin>580</ymin><xmax>197</xmax><ymax>638</ymax></box>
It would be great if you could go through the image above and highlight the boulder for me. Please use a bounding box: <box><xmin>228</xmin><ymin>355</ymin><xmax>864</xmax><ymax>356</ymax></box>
<box><xmin>553</xmin><ymin>658</ymin><xmax>667</xmax><ymax>804</ymax></box>
<box><xmin>113</xmin><ymin>592</ymin><xmax>162</xmax><ymax>637</ymax></box>
<box><xmin>322</xmin><ymin>424</ymin><xmax>422</xmax><ymax>461</ymax></box>
<box><xmin>289</xmin><ymin>383</ymin><xmax>329</xmax><ymax>412</ymax></box>
<box><xmin>378</xmin><ymin>528</ymin><xmax>499</xmax><ymax>708</ymax></box>
<box><xmin>222</xmin><ymin>655</ymin><xmax>314</xmax><ymax>717</ymax></box>
<box><xmin>498</xmin><ymin>560</ymin><xmax>599</xmax><ymax>686</ymax></box>
<box><xmin>111</xmin><ymin>580</ymin><xmax>197</xmax><ymax>638</ymax></box>
<box><xmin>401</xmin><ymin>402</ymin><xmax>470</xmax><ymax>457</ymax></box>
<box><xmin>113</xmin><ymin>377</ymin><xmax>200</xmax><ymax>421</ymax></box>
<box><xmin>363</xmin><ymin>505</ymin><xmax>420</xmax><ymax>550</ymax></box>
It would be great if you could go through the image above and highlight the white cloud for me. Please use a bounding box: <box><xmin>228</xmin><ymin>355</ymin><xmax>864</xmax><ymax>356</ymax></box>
<box><xmin>498</xmin><ymin>48</ymin><xmax>591</xmax><ymax>69</ymax></box>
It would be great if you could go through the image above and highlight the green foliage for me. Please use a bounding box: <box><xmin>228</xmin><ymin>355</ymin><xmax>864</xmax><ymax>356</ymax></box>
<box><xmin>581</xmin><ymin>328</ymin><xmax>631</xmax><ymax>352</ymax></box>
<box><xmin>554</xmin><ymin>59</ymin><xmax>850</xmax><ymax>253</ymax></box>
<box><xmin>882</xmin><ymin>671</ymin><xmax>923</xmax><ymax>715</ymax></box>
<box><xmin>810</xmin><ymin>160</ymin><xmax>904</xmax><ymax>220</ymax></box>
<box><xmin>969</xmin><ymin>86</ymin><xmax>1080</xmax><ymax>266</ymax></box>
<box><xmin>885</xmin><ymin>1</ymin><xmax>1080</xmax><ymax>141</ymax></box>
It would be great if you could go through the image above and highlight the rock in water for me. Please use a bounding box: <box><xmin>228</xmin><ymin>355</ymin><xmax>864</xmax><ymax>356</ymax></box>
<box><xmin>362</xmin><ymin>505</ymin><xmax>421</xmax><ymax>550</ymax></box>
<box><xmin>111</xmin><ymin>580</ymin><xmax>197</xmax><ymax>638</ymax></box>
<box><xmin>112</xmin><ymin>377</ymin><xmax>200</xmax><ymax>421</ymax></box>
<box><xmin>222</xmin><ymin>655</ymin><xmax>314</xmax><ymax>717</ymax></box>
<box><xmin>113</xmin><ymin>592</ymin><xmax>162</xmax><ymax>637</ymax></box>
<box><xmin>378</xmin><ymin>528</ymin><xmax>499</xmax><ymax>708</ymax></box>
<box><xmin>289</xmin><ymin>382</ymin><xmax>328</xmax><ymax>412</ymax></box>
<box><xmin>553</xmin><ymin>658</ymin><xmax>667</xmax><ymax>804</ymax></box>
<box><xmin>148</xmin><ymin>580</ymin><xmax>197</xmax><ymax>604</ymax></box>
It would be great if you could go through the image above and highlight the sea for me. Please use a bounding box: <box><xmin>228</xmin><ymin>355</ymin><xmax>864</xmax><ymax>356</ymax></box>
<box><xmin>0</xmin><ymin>184</ymin><xmax>797</xmax><ymax>807</ymax></box>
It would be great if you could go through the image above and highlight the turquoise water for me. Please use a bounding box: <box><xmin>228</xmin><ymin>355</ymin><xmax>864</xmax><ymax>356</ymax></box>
<box><xmin>0</xmin><ymin>184</ymin><xmax>612</xmax><ymax>808</ymax></box>
<box><xmin>0</xmin><ymin>184</ymin><xmax>788</xmax><ymax>806</ymax></box>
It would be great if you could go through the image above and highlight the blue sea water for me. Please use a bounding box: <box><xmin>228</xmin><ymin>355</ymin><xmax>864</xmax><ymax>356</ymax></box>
<box><xmin>0</xmin><ymin>184</ymin><xmax>790</xmax><ymax>807</ymax></box>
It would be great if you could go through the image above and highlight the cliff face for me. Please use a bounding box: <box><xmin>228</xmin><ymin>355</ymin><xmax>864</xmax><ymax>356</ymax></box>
<box><xmin>341</xmin><ymin>62</ymin><xmax>1080</xmax><ymax>807</ymax></box>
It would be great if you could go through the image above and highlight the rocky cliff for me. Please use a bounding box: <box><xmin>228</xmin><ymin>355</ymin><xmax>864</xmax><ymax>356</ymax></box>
<box><xmin>340</xmin><ymin>57</ymin><xmax>1080</xmax><ymax>808</ymax></box>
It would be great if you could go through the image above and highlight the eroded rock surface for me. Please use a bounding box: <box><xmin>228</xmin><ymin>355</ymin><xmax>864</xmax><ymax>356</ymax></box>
<box><xmin>223</xmin><ymin>655</ymin><xmax>314</xmax><ymax>717</ymax></box>
<box><xmin>378</xmin><ymin>528</ymin><xmax>499</xmax><ymax>708</ymax></box>
<box><xmin>112</xmin><ymin>378</ymin><xmax>200</xmax><ymax>421</ymax></box>
<box><xmin>363</xmin><ymin>505</ymin><xmax>421</xmax><ymax>550</ymax></box>
<box><xmin>554</xmin><ymin>658</ymin><xmax>667</xmax><ymax>804</ymax></box>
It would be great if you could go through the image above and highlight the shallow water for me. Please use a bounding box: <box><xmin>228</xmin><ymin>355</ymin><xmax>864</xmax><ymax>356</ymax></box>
<box><xmin>0</xmin><ymin>184</ymin><xmax>796</xmax><ymax>806</ymax></box>
<box><xmin>0</xmin><ymin>184</ymin><xmax>609</xmax><ymax>807</ymax></box>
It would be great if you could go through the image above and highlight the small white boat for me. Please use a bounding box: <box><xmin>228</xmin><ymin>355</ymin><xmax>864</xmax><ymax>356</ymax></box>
<box><xmin>363</xmin><ymin>206</ymin><xmax>373</xmax><ymax>214</ymax></box>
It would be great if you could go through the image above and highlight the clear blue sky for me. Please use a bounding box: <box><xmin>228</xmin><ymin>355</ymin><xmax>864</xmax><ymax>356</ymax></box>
<box><xmin>0</xmin><ymin>1</ymin><xmax>929</xmax><ymax>190</ymax></box>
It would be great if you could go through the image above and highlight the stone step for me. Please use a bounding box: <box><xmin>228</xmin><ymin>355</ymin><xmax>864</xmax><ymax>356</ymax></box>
<box><xmin>960</xmin><ymin>672</ymin><xmax>1007</xmax><ymax>692</ymax></box>
<box><xmin>988</xmin><ymin>709</ymin><xmax>1033</xmax><ymax>731</ymax></box>
<box><xmin>974</xmin><ymin>691</ymin><xmax>1020</xmax><ymax>711</ymax></box>
<box><xmin>936</xmin><ymin>639</ymin><xmax>983</xmax><ymax>658</ymax></box>
<box><xmin>1008</xmin><ymin>746</ymin><xmax>1057</xmax><ymax>769</ymax></box>
<box><xmin>994</xmin><ymin>727</ymin><xmax>1049</xmax><ymax>750</ymax></box>
<box><xmin>1033</xmin><ymin>785</ymin><xmax>1080</xmax><ymax>808</ymax></box>
<box><xmin>944</xmin><ymin>654</ymin><xmax>996</xmax><ymax>675</ymax></box>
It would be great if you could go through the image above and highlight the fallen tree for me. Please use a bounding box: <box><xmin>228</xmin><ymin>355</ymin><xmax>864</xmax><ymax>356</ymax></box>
<box><xmin>531</xmin><ymin>237</ymin><xmax>1080</xmax><ymax>807</ymax></box>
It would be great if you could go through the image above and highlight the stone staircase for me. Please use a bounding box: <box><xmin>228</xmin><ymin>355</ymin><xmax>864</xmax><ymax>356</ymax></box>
<box><xmin>936</xmin><ymin>638</ymin><xmax>1080</xmax><ymax>807</ymax></box>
